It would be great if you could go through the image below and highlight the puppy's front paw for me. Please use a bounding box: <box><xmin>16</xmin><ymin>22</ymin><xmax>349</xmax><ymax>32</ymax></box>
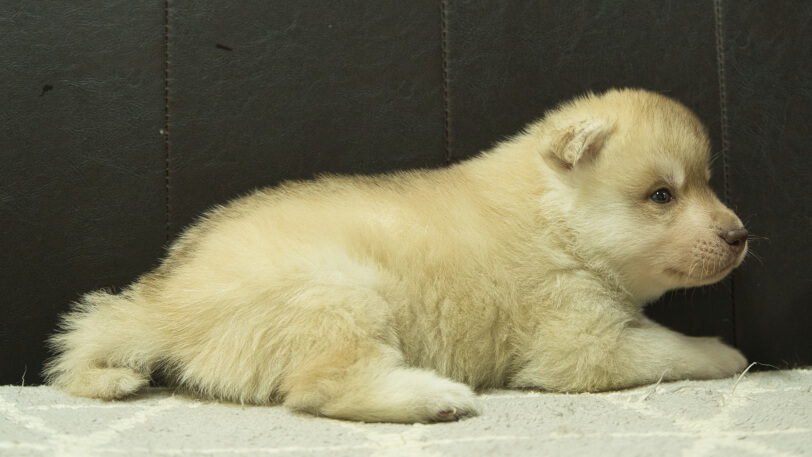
<box><xmin>697</xmin><ymin>337</ymin><xmax>748</xmax><ymax>378</ymax></box>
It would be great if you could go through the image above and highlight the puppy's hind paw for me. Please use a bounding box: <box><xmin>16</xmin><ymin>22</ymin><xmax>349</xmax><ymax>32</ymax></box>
<box><xmin>298</xmin><ymin>365</ymin><xmax>481</xmax><ymax>423</ymax></box>
<box><xmin>420</xmin><ymin>380</ymin><xmax>480</xmax><ymax>423</ymax></box>
<box><xmin>431</xmin><ymin>406</ymin><xmax>475</xmax><ymax>423</ymax></box>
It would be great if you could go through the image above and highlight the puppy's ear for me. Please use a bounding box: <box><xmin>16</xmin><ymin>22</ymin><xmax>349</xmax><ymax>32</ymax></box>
<box><xmin>544</xmin><ymin>119</ymin><xmax>614</xmax><ymax>172</ymax></box>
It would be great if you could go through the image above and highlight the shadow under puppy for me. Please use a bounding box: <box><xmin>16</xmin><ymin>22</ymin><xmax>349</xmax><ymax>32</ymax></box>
<box><xmin>46</xmin><ymin>88</ymin><xmax>749</xmax><ymax>423</ymax></box>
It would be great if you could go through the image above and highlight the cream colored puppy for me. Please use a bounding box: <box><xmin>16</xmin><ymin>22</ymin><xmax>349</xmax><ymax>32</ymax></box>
<box><xmin>46</xmin><ymin>88</ymin><xmax>749</xmax><ymax>423</ymax></box>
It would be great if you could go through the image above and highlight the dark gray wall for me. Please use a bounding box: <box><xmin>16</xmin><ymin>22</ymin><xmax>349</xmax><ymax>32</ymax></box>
<box><xmin>1</xmin><ymin>1</ymin><xmax>167</xmax><ymax>385</ymax></box>
<box><xmin>2</xmin><ymin>1</ymin><xmax>810</xmax><ymax>385</ymax></box>
<box><xmin>723</xmin><ymin>1</ymin><xmax>812</xmax><ymax>367</ymax></box>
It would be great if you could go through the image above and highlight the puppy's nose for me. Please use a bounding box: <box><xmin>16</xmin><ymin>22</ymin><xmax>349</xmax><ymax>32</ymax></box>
<box><xmin>720</xmin><ymin>228</ymin><xmax>748</xmax><ymax>250</ymax></box>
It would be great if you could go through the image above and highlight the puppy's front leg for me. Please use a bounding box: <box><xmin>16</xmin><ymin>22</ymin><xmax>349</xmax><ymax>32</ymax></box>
<box><xmin>510</xmin><ymin>306</ymin><xmax>747</xmax><ymax>393</ymax></box>
<box><xmin>621</xmin><ymin>318</ymin><xmax>747</xmax><ymax>383</ymax></box>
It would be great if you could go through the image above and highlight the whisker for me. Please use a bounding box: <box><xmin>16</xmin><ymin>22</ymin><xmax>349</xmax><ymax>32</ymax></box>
<box><xmin>746</xmin><ymin>250</ymin><xmax>765</xmax><ymax>266</ymax></box>
<box><xmin>746</xmin><ymin>234</ymin><xmax>770</xmax><ymax>243</ymax></box>
<box><xmin>741</xmin><ymin>214</ymin><xmax>757</xmax><ymax>227</ymax></box>
<box><xmin>686</xmin><ymin>257</ymin><xmax>699</xmax><ymax>279</ymax></box>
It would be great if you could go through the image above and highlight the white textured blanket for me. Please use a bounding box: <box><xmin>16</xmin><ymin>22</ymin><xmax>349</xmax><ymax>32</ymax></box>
<box><xmin>2</xmin><ymin>369</ymin><xmax>810</xmax><ymax>456</ymax></box>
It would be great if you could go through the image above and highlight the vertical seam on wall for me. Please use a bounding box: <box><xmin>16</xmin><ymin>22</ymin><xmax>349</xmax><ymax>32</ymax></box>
<box><xmin>714</xmin><ymin>0</ymin><xmax>731</xmax><ymax>206</ymax></box>
<box><xmin>714</xmin><ymin>0</ymin><xmax>737</xmax><ymax>346</ymax></box>
<box><xmin>441</xmin><ymin>0</ymin><xmax>451</xmax><ymax>164</ymax></box>
<box><xmin>163</xmin><ymin>0</ymin><xmax>172</xmax><ymax>244</ymax></box>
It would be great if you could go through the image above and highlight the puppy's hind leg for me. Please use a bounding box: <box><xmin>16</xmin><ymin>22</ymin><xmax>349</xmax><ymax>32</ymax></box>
<box><xmin>285</xmin><ymin>345</ymin><xmax>479</xmax><ymax>423</ymax></box>
<box><xmin>276</xmin><ymin>282</ymin><xmax>479</xmax><ymax>423</ymax></box>
<box><xmin>44</xmin><ymin>289</ymin><xmax>158</xmax><ymax>400</ymax></box>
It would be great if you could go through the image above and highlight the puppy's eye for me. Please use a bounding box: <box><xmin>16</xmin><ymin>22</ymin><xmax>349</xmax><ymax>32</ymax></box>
<box><xmin>650</xmin><ymin>188</ymin><xmax>673</xmax><ymax>204</ymax></box>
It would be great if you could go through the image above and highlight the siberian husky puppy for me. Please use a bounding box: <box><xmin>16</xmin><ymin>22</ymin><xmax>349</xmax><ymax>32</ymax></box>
<box><xmin>46</xmin><ymin>89</ymin><xmax>748</xmax><ymax>423</ymax></box>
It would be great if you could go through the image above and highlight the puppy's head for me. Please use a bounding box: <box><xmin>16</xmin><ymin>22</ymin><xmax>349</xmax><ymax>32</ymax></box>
<box><xmin>539</xmin><ymin>89</ymin><xmax>747</xmax><ymax>302</ymax></box>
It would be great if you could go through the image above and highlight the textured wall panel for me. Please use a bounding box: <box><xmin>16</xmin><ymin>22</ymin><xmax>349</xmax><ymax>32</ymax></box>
<box><xmin>0</xmin><ymin>2</ymin><xmax>166</xmax><ymax>385</ymax></box>
<box><xmin>722</xmin><ymin>1</ymin><xmax>812</xmax><ymax>367</ymax></box>
<box><xmin>166</xmin><ymin>0</ymin><xmax>445</xmax><ymax>235</ymax></box>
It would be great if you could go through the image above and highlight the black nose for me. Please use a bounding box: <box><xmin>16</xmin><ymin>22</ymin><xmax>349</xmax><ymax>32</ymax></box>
<box><xmin>721</xmin><ymin>228</ymin><xmax>748</xmax><ymax>249</ymax></box>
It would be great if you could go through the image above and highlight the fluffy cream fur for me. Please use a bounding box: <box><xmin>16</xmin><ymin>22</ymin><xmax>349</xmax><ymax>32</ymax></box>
<box><xmin>45</xmin><ymin>89</ymin><xmax>749</xmax><ymax>423</ymax></box>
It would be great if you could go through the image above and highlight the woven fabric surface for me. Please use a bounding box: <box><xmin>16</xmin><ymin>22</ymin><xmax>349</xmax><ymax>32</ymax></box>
<box><xmin>1</xmin><ymin>369</ymin><xmax>810</xmax><ymax>457</ymax></box>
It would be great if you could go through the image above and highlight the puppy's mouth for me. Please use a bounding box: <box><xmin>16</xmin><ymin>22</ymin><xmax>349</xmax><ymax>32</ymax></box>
<box><xmin>665</xmin><ymin>254</ymin><xmax>745</xmax><ymax>285</ymax></box>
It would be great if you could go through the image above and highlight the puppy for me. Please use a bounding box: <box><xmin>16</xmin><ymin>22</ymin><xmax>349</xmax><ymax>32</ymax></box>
<box><xmin>46</xmin><ymin>88</ymin><xmax>749</xmax><ymax>423</ymax></box>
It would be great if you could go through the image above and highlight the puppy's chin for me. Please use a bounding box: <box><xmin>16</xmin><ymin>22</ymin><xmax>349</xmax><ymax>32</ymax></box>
<box><xmin>666</xmin><ymin>266</ymin><xmax>730</xmax><ymax>288</ymax></box>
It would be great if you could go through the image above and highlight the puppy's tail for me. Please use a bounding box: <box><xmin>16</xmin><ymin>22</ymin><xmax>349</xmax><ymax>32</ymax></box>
<box><xmin>44</xmin><ymin>289</ymin><xmax>158</xmax><ymax>400</ymax></box>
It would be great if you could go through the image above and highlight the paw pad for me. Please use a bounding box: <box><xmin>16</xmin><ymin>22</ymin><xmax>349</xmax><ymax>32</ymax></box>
<box><xmin>431</xmin><ymin>407</ymin><xmax>471</xmax><ymax>422</ymax></box>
